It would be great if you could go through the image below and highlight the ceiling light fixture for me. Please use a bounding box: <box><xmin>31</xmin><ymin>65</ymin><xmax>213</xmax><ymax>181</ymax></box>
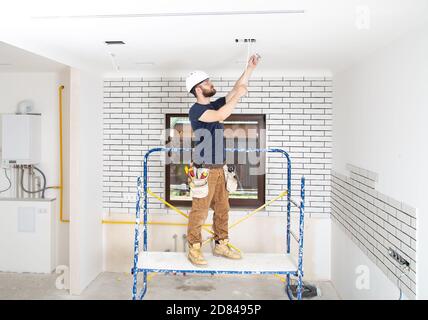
<box><xmin>32</xmin><ymin>9</ymin><xmax>305</xmax><ymax>19</ymax></box>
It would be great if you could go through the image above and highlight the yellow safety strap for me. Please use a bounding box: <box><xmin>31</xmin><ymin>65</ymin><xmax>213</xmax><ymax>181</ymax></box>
<box><xmin>146</xmin><ymin>188</ymin><xmax>289</xmax><ymax>284</ymax></box>
<box><xmin>201</xmin><ymin>190</ymin><xmax>288</xmax><ymax>246</ymax></box>
<box><xmin>229</xmin><ymin>190</ymin><xmax>288</xmax><ymax>229</ymax></box>
<box><xmin>147</xmin><ymin>188</ymin><xmax>241</xmax><ymax>252</ymax></box>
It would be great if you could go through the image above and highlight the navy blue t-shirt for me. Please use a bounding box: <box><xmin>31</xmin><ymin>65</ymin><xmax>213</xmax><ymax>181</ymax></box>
<box><xmin>189</xmin><ymin>97</ymin><xmax>226</xmax><ymax>165</ymax></box>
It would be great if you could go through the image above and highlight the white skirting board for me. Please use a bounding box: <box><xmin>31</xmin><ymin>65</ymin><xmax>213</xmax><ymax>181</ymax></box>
<box><xmin>137</xmin><ymin>252</ymin><xmax>297</xmax><ymax>273</ymax></box>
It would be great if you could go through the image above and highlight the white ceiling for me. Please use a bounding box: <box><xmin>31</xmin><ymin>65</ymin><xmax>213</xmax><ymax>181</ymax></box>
<box><xmin>0</xmin><ymin>0</ymin><xmax>427</xmax><ymax>77</ymax></box>
<box><xmin>0</xmin><ymin>42</ymin><xmax>67</xmax><ymax>72</ymax></box>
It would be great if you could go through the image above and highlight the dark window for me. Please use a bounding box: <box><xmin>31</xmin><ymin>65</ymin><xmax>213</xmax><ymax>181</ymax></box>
<box><xmin>165</xmin><ymin>114</ymin><xmax>266</xmax><ymax>208</ymax></box>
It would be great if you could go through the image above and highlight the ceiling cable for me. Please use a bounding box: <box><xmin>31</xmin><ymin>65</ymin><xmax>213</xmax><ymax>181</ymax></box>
<box><xmin>108</xmin><ymin>52</ymin><xmax>120</xmax><ymax>72</ymax></box>
<box><xmin>245</xmin><ymin>41</ymin><xmax>251</xmax><ymax>70</ymax></box>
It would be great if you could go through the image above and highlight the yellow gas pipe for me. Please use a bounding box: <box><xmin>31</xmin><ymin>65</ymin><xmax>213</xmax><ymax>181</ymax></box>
<box><xmin>101</xmin><ymin>219</ymin><xmax>212</xmax><ymax>227</ymax></box>
<box><xmin>58</xmin><ymin>85</ymin><xmax>69</xmax><ymax>223</ymax></box>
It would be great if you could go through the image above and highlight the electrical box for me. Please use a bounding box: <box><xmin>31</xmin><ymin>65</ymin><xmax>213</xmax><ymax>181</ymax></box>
<box><xmin>1</xmin><ymin>114</ymin><xmax>41</xmax><ymax>166</ymax></box>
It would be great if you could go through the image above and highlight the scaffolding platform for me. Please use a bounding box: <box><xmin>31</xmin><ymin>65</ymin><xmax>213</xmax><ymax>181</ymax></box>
<box><xmin>132</xmin><ymin>147</ymin><xmax>306</xmax><ymax>300</ymax></box>
<box><xmin>137</xmin><ymin>252</ymin><xmax>298</xmax><ymax>275</ymax></box>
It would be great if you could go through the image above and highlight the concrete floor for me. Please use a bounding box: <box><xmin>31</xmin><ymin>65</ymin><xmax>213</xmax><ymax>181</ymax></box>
<box><xmin>0</xmin><ymin>271</ymin><xmax>340</xmax><ymax>300</ymax></box>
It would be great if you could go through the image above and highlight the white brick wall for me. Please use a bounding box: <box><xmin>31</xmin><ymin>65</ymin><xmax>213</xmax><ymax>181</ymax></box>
<box><xmin>103</xmin><ymin>76</ymin><xmax>332</xmax><ymax>218</ymax></box>
<box><xmin>331</xmin><ymin>165</ymin><xmax>417</xmax><ymax>299</ymax></box>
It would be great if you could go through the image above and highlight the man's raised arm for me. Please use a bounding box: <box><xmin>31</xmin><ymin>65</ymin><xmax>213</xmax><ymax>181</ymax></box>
<box><xmin>199</xmin><ymin>85</ymin><xmax>247</xmax><ymax>123</ymax></box>
<box><xmin>226</xmin><ymin>54</ymin><xmax>260</xmax><ymax>103</ymax></box>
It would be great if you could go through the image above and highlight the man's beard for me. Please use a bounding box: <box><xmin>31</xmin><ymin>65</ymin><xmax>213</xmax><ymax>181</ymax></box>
<box><xmin>201</xmin><ymin>87</ymin><xmax>216</xmax><ymax>98</ymax></box>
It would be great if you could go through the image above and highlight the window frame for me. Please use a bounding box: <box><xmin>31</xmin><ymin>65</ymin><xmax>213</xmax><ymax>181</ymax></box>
<box><xmin>165</xmin><ymin>113</ymin><xmax>266</xmax><ymax>208</ymax></box>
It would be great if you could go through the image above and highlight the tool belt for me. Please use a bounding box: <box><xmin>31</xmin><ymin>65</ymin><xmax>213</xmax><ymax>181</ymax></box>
<box><xmin>223</xmin><ymin>164</ymin><xmax>238</xmax><ymax>193</ymax></box>
<box><xmin>185</xmin><ymin>163</ymin><xmax>238</xmax><ymax>197</ymax></box>
<box><xmin>185</xmin><ymin>164</ymin><xmax>209</xmax><ymax>198</ymax></box>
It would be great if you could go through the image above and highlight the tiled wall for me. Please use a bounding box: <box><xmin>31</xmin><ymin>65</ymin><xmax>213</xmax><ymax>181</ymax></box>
<box><xmin>331</xmin><ymin>164</ymin><xmax>417</xmax><ymax>299</ymax></box>
<box><xmin>103</xmin><ymin>76</ymin><xmax>332</xmax><ymax>217</ymax></box>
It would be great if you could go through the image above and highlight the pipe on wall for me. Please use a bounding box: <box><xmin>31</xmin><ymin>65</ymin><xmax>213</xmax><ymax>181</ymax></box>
<box><xmin>58</xmin><ymin>85</ymin><xmax>69</xmax><ymax>223</ymax></box>
<box><xmin>101</xmin><ymin>219</ymin><xmax>212</xmax><ymax>227</ymax></box>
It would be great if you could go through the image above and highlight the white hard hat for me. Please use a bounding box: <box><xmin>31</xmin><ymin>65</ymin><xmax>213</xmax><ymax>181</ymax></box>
<box><xmin>185</xmin><ymin>70</ymin><xmax>209</xmax><ymax>93</ymax></box>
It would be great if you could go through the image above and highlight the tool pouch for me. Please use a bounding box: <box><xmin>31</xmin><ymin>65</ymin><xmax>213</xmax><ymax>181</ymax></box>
<box><xmin>188</xmin><ymin>167</ymin><xmax>210</xmax><ymax>199</ymax></box>
<box><xmin>223</xmin><ymin>164</ymin><xmax>238</xmax><ymax>193</ymax></box>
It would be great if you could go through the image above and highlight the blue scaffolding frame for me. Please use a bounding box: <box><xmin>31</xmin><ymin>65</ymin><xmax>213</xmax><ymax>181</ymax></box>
<box><xmin>131</xmin><ymin>147</ymin><xmax>306</xmax><ymax>300</ymax></box>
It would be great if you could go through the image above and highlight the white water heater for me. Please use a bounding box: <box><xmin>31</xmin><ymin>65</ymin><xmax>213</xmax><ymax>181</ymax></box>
<box><xmin>1</xmin><ymin>114</ymin><xmax>41</xmax><ymax>166</ymax></box>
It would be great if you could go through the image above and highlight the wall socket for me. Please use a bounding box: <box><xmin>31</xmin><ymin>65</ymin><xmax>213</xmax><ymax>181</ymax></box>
<box><xmin>123</xmin><ymin>194</ymin><xmax>136</xmax><ymax>202</ymax></box>
<box><xmin>388</xmin><ymin>248</ymin><xmax>410</xmax><ymax>270</ymax></box>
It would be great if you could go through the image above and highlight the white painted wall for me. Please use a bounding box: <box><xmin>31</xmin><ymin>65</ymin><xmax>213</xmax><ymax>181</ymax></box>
<box><xmin>69</xmin><ymin>68</ymin><xmax>103</xmax><ymax>295</ymax></box>
<box><xmin>332</xmin><ymin>22</ymin><xmax>428</xmax><ymax>299</ymax></box>
<box><xmin>0</xmin><ymin>71</ymin><xmax>69</xmax><ymax>267</ymax></box>
<box><xmin>331</xmin><ymin>222</ymin><xmax>403</xmax><ymax>300</ymax></box>
<box><xmin>101</xmin><ymin>73</ymin><xmax>333</xmax><ymax>282</ymax></box>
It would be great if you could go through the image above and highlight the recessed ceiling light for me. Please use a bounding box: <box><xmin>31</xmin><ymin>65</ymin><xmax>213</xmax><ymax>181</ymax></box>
<box><xmin>105</xmin><ymin>41</ymin><xmax>125</xmax><ymax>45</ymax></box>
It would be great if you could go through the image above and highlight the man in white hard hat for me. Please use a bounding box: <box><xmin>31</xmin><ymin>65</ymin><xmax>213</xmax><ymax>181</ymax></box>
<box><xmin>184</xmin><ymin>54</ymin><xmax>260</xmax><ymax>266</ymax></box>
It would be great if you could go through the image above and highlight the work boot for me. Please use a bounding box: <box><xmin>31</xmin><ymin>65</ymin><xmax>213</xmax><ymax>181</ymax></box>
<box><xmin>188</xmin><ymin>243</ymin><xmax>208</xmax><ymax>267</ymax></box>
<box><xmin>213</xmin><ymin>239</ymin><xmax>242</xmax><ymax>259</ymax></box>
